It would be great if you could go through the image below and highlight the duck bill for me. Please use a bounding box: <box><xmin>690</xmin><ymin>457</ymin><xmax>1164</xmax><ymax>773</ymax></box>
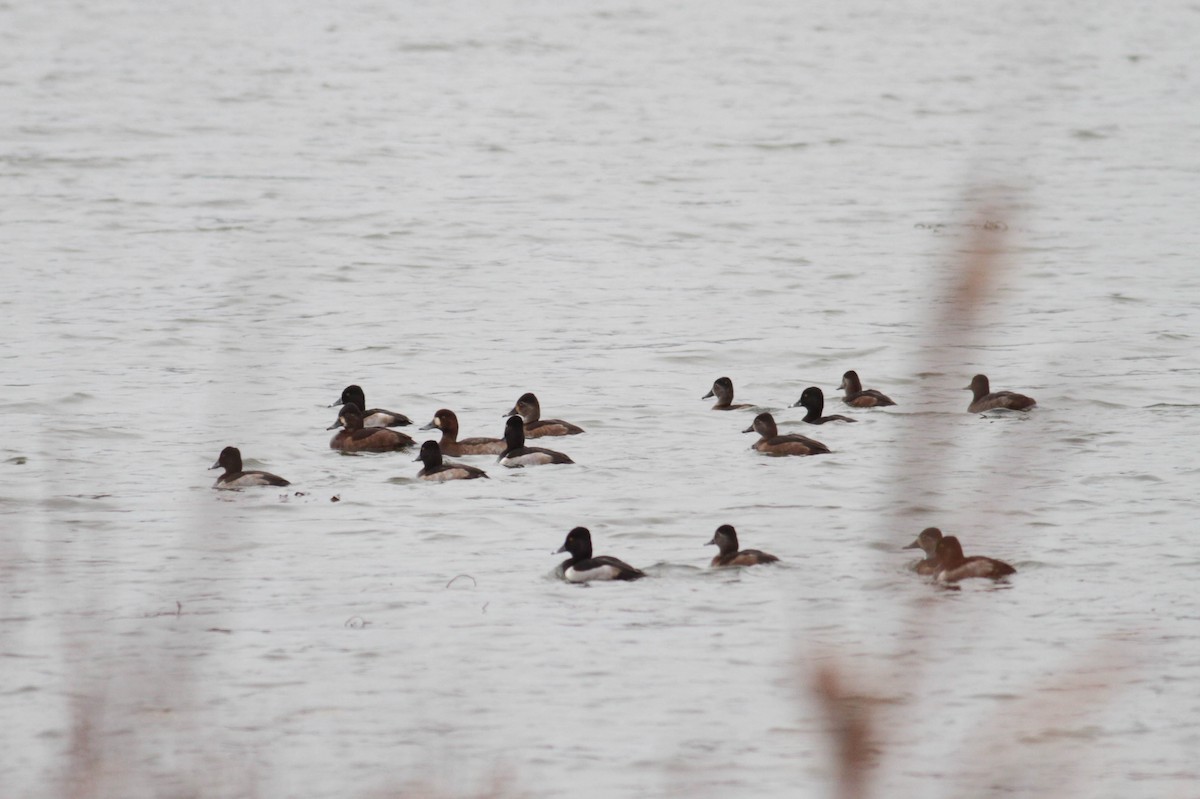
<box><xmin>902</xmin><ymin>539</ymin><xmax>921</xmax><ymax>550</ymax></box>
<box><xmin>326</xmin><ymin>420</ymin><xmax>344</xmax><ymax>431</ymax></box>
<box><xmin>704</xmin><ymin>536</ymin><xmax>716</xmax><ymax>546</ymax></box>
<box><xmin>208</xmin><ymin>461</ymin><xmax>221</xmax><ymax>470</ymax></box>
<box><xmin>701</xmin><ymin>390</ymin><xmax>714</xmax><ymax>399</ymax></box>
<box><xmin>555</xmin><ymin>544</ymin><xmax>569</xmax><ymax>554</ymax></box>
<box><xmin>419</xmin><ymin>421</ymin><xmax>436</xmax><ymax>430</ymax></box>
<box><xmin>503</xmin><ymin>406</ymin><xmax>518</xmax><ymax>417</ymax></box>
<box><xmin>741</xmin><ymin>424</ymin><xmax>755</xmax><ymax>433</ymax></box>
<box><xmin>329</xmin><ymin>399</ymin><xmax>345</xmax><ymax>408</ymax></box>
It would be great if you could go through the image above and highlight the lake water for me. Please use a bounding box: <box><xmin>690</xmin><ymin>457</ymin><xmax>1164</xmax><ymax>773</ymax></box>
<box><xmin>3</xmin><ymin>1</ymin><xmax>1199</xmax><ymax>796</ymax></box>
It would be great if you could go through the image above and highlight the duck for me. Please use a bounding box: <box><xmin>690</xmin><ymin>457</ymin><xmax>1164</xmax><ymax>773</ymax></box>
<box><xmin>504</xmin><ymin>392</ymin><xmax>584</xmax><ymax>437</ymax></box>
<box><xmin>498</xmin><ymin>415</ymin><xmax>574</xmax><ymax>467</ymax></box>
<box><xmin>209</xmin><ymin>446</ymin><xmax>290</xmax><ymax>489</ymax></box>
<box><xmin>702</xmin><ymin>376</ymin><xmax>754</xmax><ymax>410</ymax></box>
<box><xmin>706</xmin><ymin>524</ymin><xmax>779</xmax><ymax>567</ymax></box>
<box><xmin>555</xmin><ymin>527</ymin><xmax>645</xmax><ymax>582</ymax></box>
<box><xmin>414</xmin><ymin>440</ymin><xmax>489</xmax><ymax>481</ymax></box>
<box><xmin>329</xmin><ymin>384</ymin><xmax>412</xmax><ymax>428</ymax></box>
<box><xmin>933</xmin><ymin>535</ymin><xmax>1017</xmax><ymax>582</ymax></box>
<box><xmin>743</xmin><ymin>412</ymin><xmax>830</xmax><ymax>456</ymax></box>
<box><xmin>902</xmin><ymin>527</ymin><xmax>945</xmax><ymax>575</ymax></box>
<box><xmin>327</xmin><ymin>403</ymin><xmax>415</xmax><ymax>452</ymax></box>
<box><xmin>838</xmin><ymin>370</ymin><xmax>896</xmax><ymax>407</ymax></box>
<box><xmin>421</xmin><ymin>409</ymin><xmax>507</xmax><ymax>456</ymax></box>
<box><xmin>965</xmin><ymin>374</ymin><xmax>1036</xmax><ymax>413</ymax></box>
<box><xmin>792</xmin><ymin>386</ymin><xmax>857</xmax><ymax>424</ymax></box>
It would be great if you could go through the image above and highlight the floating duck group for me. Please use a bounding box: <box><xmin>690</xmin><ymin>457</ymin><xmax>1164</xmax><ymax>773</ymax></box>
<box><xmin>210</xmin><ymin>371</ymin><xmax>1033</xmax><ymax>584</ymax></box>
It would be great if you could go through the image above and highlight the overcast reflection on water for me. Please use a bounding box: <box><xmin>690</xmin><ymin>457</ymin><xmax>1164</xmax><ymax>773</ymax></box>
<box><xmin>2</xmin><ymin>0</ymin><xmax>1199</xmax><ymax>797</ymax></box>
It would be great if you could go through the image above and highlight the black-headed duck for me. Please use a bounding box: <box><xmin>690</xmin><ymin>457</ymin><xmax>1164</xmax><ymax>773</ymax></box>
<box><xmin>415</xmin><ymin>440</ymin><xmax>489</xmax><ymax>481</ymax></box>
<box><xmin>706</xmin><ymin>524</ymin><xmax>779</xmax><ymax>567</ymax></box>
<box><xmin>965</xmin><ymin>374</ymin><xmax>1036</xmax><ymax>413</ymax></box>
<box><xmin>421</xmin><ymin>409</ymin><xmax>506</xmax><ymax>456</ymax></box>
<box><xmin>838</xmin><ymin>370</ymin><xmax>896</xmax><ymax>407</ymax></box>
<box><xmin>210</xmin><ymin>446</ymin><xmax>290</xmax><ymax>489</ymax></box>
<box><xmin>743</xmin><ymin>412</ymin><xmax>830</xmax><ymax>456</ymax></box>
<box><xmin>702</xmin><ymin>377</ymin><xmax>753</xmax><ymax>410</ymax></box>
<box><xmin>327</xmin><ymin>403</ymin><xmax>415</xmax><ymax>452</ymax></box>
<box><xmin>792</xmin><ymin>386</ymin><xmax>857</xmax><ymax>424</ymax></box>
<box><xmin>902</xmin><ymin>527</ymin><xmax>945</xmax><ymax>575</ymax></box>
<box><xmin>933</xmin><ymin>535</ymin><xmax>1016</xmax><ymax>582</ymax></box>
<box><xmin>498</xmin><ymin>415</ymin><xmax>574</xmax><ymax>467</ymax></box>
<box><xmin>504</xmin><ymin>392</ymin><xmax>584</xmax><ymax>437</ymax></box>
<box><xmin>555</xmin><ymin>527</ymin><xmax>645</xmax><ymax>582</ymax></box>
<box><xmin>330</xmin><ymin>384</ymin><xmax>412</xmax><ymax>428</ymax></box>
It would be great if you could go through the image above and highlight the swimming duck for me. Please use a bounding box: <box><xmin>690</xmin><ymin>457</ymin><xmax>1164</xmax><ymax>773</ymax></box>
<box><xmin>327</xmin><ymin>403</ymin><xmax>415</xmax><ymax>452</ymax></box>
<box><xmin>555</xmin><ymin>527</ymin><xmax>645</xmax><ymax>582</ymax></box>
<box><xmin>706</xmin><ymin>524</ymin><xmax>779</xmax><ymax>567</ymax></box>
<box><xmin>933</xmin><ymin>535</ymin><xmax>1017</xmax><ymax>582</ymax></box>
<box><xmin>498</xmin><ymin>415</ymin><xmax>574</xmax><ymax>467</ymax></box>
<box><xmin>743</xmin><ymin>412</ymin><xmax>830</xmax><ymax>456</ymax></box>
<box><xmin>965</xmin><ymin>374</ymin><xmax>1036</xmax><ymax>413</ymax></box>
<box><xmin>330</xmin><ymin>384</ymin><xmax>412</xmax><ymax>428</ymax></box>
<box><xmin>792</xmin><ymin>386</ymin><xmax>857</xmax><ymax>424</ymax></box>
<box><xmin>414</xmin><ymin>440</ymin><xmax>489</xmax><ymax>481</ymax></box>
<box><xmin>421</xmin><ymin>409</ymin><xmax>506</xmax><ymax>456</ymax></box>
<box><xmin>838</xmin><ymin>371</ymin><xmax>896</xmax><ymax>407</ymax></box>
<box><xmin>209</xmin><ymin>446</ymin><xmax>290</xmax><ymax>489</ymax></box>
<box><xmin>902</xmin><ymin>527</ymin><xmax>945</xmax><ymax>575</ymax></box>
<box><xmin>504</xmin><ymin>392</ymin><xmax>584</xmax><ymax>437</ymax></box>
<box><xmin>702</xmin><ymin>377</ymin><xmax>753</xmax><ymax>410</ymax></box>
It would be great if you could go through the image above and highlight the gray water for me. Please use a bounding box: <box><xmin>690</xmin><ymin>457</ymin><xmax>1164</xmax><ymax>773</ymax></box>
<box><xmin>3</xmin><ymin>1</ymin><xmax>1199</xmax><ymax>796</ymax></box>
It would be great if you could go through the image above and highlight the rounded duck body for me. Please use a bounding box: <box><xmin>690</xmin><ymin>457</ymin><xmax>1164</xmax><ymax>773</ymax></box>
<box><xmin>706</xmin><ymin>524</ymin><xmax>779</xmax><ymax>567</ymax></box>
<box><xmin>743</xmin><ymin>412</ymin><xmax>830</xmax><ymax>456</ymax></box>
<box><xmin>421</xmin><ymin>409</ymin><xmax>506</xmax><ymax>456</ymax></box>
<box><xmin>933</xmin><ymin>535</ymin><xmax>1017</xmax><ymax>582</ymax></box>
<box><xmin>505</xmin><ymin>392</ymin><xmax>584</xmax><ymax>437</ymax></box>
<box><xmin>210</xmin><ymin>446</ymin><xmax>290</xmax><ymax>489</ymax></box>
<box><xmin>415</xmin><ymin>440</ymin><xmax>489</xmax><ymax>481</ymax></box>
<box><xmin>330</xmin><ymin>384</ymin><xmax>412</xmax><ymax>428</ymax></box>
<box><xmin>965</xmin><ymin>374</ymin><xmax>1037</xmax><ymax>414</ymax></box>
<box><xmin>838</xmin><ymin>370</ymin><xmax>896</xmax><ymax>407</ymax></box>
<box><xmin>328</xmin><ymin>403</ymin><xmax>415</xmax><ymax>452</ymax></box>
<box><xmin>556</xmin><ymin>526</ymin><xmax>645</xmax><ymax>582</ymax></box>
<box><xmin>792</xmin><ymin>386</ymin><xmax>857</xmax><ymax>424</ymax></box>
<box><xmin>498</xmin><ymin>415</ymin><xmax>574</xmax><ymax>467</ymax></box>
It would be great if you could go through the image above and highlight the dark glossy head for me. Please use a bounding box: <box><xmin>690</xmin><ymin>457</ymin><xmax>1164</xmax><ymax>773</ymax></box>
<box><xmin>556</xmin><ymin>526</ymin><xmax>593</xmax><ymax>558</ymax></box>
<box><xmin>793</xmin><ymin>386</ymin><xmax>824</xmax><ymax>411</ymax></box>
<box><xmin>328</xmin><ymin>402</ymin><xmax>364</xmax><ymax>431</ymax></box>
<box><xmin>965</xmin><ymin>374</ymin><xmax>991</xmax><ymax>395</ymax></box>
<box><xmin>705</xmin><ymin>524</ymin><xmax>739</xmax><ymax>554</ymax></box>
<box><xmin>422</xmin><ymin>409</ymin><xmax>458</xmax><ymax>432</ymax></box>
<box><xmin>703</xmin><ymin>376</ymin><xmax>734</xmax><ymax>401</ymax></box>
<box><xmin>934</xmin><ymin>535</ymin><xmax>966</xmax><ymax>569</ymax></box>
<box><xmin>505</xmin><ymin>392</ymin><xmax>540</xmax><ymax>422</ymax></box>
<box><xmin>416</xmin><ymin>439</ymin><xmax>443</xmax><ymax>467</ymax></box>
<box><xmin>503</xmin><ymin>414</ymin><xmax>526</xmax><ymax>448</ymax></box>
<box><xmin>839</xmin><ymin>370</ymin><xmax>862</xmax><ymax>393</ymax></box>
<box><xmin>332</xmin><ymin>384</ymin><xmax>366</xmax><ymax>409</ymax></box>
<box><xmin>903</xmin><ymin>527</ymin><xmax>943</xmax><ymax>555</ymax></box>
<box><xmin>210</xmin><ymin>446</ymin><xmax>242</xmax><ymax>472</ymax></box>
<box><xmin>742</xmin><ymin>412</ymin><xmax>778</xmax><ymax>437</ymax></box>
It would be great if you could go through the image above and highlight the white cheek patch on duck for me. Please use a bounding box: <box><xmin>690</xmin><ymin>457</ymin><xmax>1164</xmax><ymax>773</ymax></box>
<box><xmin>565</xmin><ymin>564</ymin><xmax>622</xmax><ymax>582</ymax></box>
